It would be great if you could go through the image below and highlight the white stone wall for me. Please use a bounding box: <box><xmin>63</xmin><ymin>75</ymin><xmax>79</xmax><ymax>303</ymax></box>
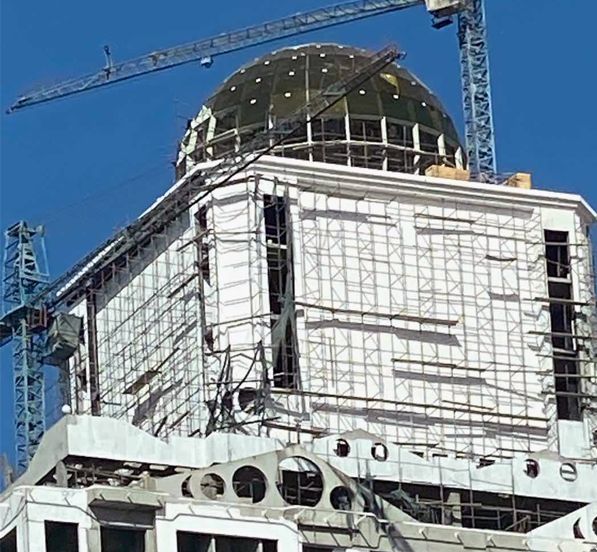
<box><xmin>0</xmin><ymin>483</ymin><xmax>593</xmax><ymax>551</ymax></box>
<box><xmin>292</xmin><ymin>191</ymin><xmax>550</xmax><ymax>457</ymax></box>
<box><xmin>63</xmin><ymin>157</ymin><xmax>596</xmax><ymax>460</ymax></box>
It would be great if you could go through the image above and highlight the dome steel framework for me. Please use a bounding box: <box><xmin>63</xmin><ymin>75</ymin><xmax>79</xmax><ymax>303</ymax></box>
<box><xmin>177</xmin><ymin>44</ymin><xmax>465</xmax><ymax>178</ymax></box>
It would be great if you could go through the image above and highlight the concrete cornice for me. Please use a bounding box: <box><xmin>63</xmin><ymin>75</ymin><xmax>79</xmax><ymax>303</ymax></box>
<box><xmin>56</xmin><ymin>156</ymin><xmax>595</xmax><ymax>300</ymax></box>
<box><xmin>243</xmin><ymin>156</ymin><xmax>597</xmax><ymax>223</ymax></box>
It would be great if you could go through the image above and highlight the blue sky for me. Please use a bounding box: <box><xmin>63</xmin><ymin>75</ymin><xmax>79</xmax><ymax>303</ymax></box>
<box><xmin>1</xmin><ymin>0</ymin><xmax>596</xmax><ymax>467</ymax></box>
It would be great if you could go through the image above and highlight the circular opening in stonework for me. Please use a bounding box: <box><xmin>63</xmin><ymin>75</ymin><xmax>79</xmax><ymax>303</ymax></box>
<box><xmin>573</xmin><ymin>518</ymin><xmax>584</xmax><ymax>539</ymax></box>
<box><xmin>232</xmin><ymin>466</ymin><xmax>267</xmax><ymax>503</ymax></box>
<box><xmin>200</xmin><ymin>473</ymin><xmax>225</xmax><ymax>500</ymax></box>
<box><xmin>334</xmin><ymin>439</ymin><xmax>350</xmax><ymax>457</ymax></box>
<box><xmin>371</xmin><ymin>442</ymin><xmax>389</xmax><ymax>462</ymax></box>
<box><xmin>560</xmin><ymin>462</ymin><xmax>578</xmax><ymax>482</ymax></box>
<box><xmin>181</xmin><ymin>475</ymin><xmax>193</xmax><ymax>497</ymax></box>
<box><xmin>330</xmin><ymin>486</ymin><xmax>353</xmax><ymax>511</ymax></box>
<box><xmin>524</xmin><ymin>459</ymin><xmax>539</xmax><ymax>478</ymax></box>
<box><xmin>592</xmin><ymin>516</ymin><xmax>597</xmax><ymax>537</ymax></box>
<box><xmin>277</xmin><ymin>456</ymin><xmax>324</xmax><ymax>507</ymax></box>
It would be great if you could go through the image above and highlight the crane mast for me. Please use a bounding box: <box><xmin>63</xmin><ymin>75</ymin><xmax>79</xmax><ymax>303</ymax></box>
<box><xmin>458</xmin><ymin>0</ymin><xmax>495</xmax><ymax>180</ymax></box>
<box><xmin>0</xmin><ymin>223</ymin><xmax>49</xmax><ymax>473</ymax></box>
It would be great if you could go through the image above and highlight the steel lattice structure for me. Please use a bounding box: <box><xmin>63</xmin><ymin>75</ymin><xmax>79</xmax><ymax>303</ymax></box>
<box><xmin>1</xmin><ymin>223</ymin><xmax>49</xmax><ymax>473</ymax></box>
<box><xmin>7</xmin><ymin>0</ymin><xmax>422</xmax><ymax>112</ymax></box>
<box><xmin>457</xmin><ymin>0</ymin><xmax>496</xmax><ymax>180</ymax></box>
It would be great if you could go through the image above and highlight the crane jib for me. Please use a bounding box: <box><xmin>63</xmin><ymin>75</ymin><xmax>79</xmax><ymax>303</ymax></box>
<box><xmin>8</xmin><ymin>0</ymin><xmax>423</xmax><ymax>112</ymax></box>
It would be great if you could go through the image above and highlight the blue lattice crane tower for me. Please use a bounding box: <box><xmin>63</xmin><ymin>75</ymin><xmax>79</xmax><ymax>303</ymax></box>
<box><xmin>0</xmin><ymin>222</ymin><xmax>49</xmax><ymax>474</ymax></box>
<box><xmin>457</xmin><ymin>0</ymin><xmax>496</xmax><ymax>181</ymax></box>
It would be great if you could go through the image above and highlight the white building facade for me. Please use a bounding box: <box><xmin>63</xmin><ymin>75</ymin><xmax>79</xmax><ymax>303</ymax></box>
<box><xmin>2</xmin><ymin>43</ymin><xmax>596</xmax><ymax>551</ymax></box>
<box><xmin>60</xmin><ymin>156</ymin><xmax>597</xmax><ymax>462</ymax></box>
<box><xmin>2</xmin><ymin>415</ymin><xmax>597</xmax><ymax>551</ymax></box>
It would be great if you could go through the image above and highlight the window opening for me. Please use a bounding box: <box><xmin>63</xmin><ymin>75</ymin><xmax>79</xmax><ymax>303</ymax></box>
<box><xmin>232</xmin><ymin>466</ymin><xmax>267</xmax><ymax>503</ymax></box>
<box><xmin>311</xmin><ymin>117</ymin><xmax>348</xmax><ymax>166</ymax></box>
<box><xmin>200</xmin><ymin>473</ymin><xmax>225</xmax><ymax>499</ymax></box>
<box><xmin>196</xmin><ymin>205</ymin><xmax>210</xmax><ymax>285</ymax></box>
<box><xmin>311</xmin><ymin>117</ymin><xmax>345</xmax><ymax>142</ymax></box>
<box><xmin>387</xmin><ymin>121</ymin><xmax>414</xmax><ymax>148</ymax></box>
<box><xmin>275</xmin><ymin>143</ymin><xmax>310</xmax><ymax>160</ymax></box>
<box><xmin>349</xmin><ymin>118</ymin><xmax>382</xmax><ymax>142</ymax></box>
<box><xmin>349</xmin><ymin>118</ymin><xmax>383</xmax><ymax>170</ymax></box>
<box><xmin>177</xmin><ymin>532</ymin><xmax>211</xmax><ymax>552</ymax></box>
<box><xmin>272</xmin><ymin>116</ymin><xmax>308</xmax><ymax>145</ymax></box>
<box><xmin>0</xmin><ymin>528</ymin><xmax>17</xmax><ymax>552</ymax></box>
<box><xmin>215</xmin><ymin>109</ymin><xmax>237</xmax><ymax>134</ymax></box>
<box><xmin>190</xmin><ymin>122</ymin><xmax>208</xmax><ymax>164</ymax></box>
<box><xmin>443</xmin><ymin>142</ymin><xmax>458</xmax><ymax>167</ymax></box>
<box><xmin>554</xmin><ymin>355</ymin><xmax>582</xmax><ymax>421</ymax></box>
<box><xmin>334</xmin><ymin>438</ymin><xmax>350</xmax><ymax>457</ymax></box>
<box><xmin>239</xmin><ymin>123</ymin><xmax>267</xmax><ymax>148</ymax></box>
<box><xmin>545</xmin><ymin>230</ymin><xmax>570</xmax><ymax>279</ymax></box>
<box><xmin>371</xmin><ymin>442</ymin><xmax>389</xmax><ymax>461</ymax></box>
<box><xmin>312</xmin><ymin>144</ymin><xmax>349</xmax><ymax>165</ymax></box>
<box><xmin>277</xmin><ymin>456</ymin><xmax>324</xmax><ymax>507</ymax></box>
<box><xmin>177</xmin><ymin>533</ymin><xmax>277</xmax><ymax>552</ymax></box>
<box><xmin>524</xmin><ymin>459</ymin><xmax>539</xmax><ymax>478</ymax></box>
<box><xmin>560</xmin><ymin>462</ymin><xmax>578</xmax><ymax>482</ymax></box>
<box><xmin>544</xmin><ymin>230</ymin><xmax>581</xmax><ymax>421</ymax></box>
<box><xmin>101</xmin><ymin>527</ymin><xmax>145</xmax><ymax>552</ymax></box>
<box><xmin>45</xmin><ymin>521</ymin><xmax>79</xmax><ymax>552</ymax></box>
<box><xmin>211</xmin><ymin>135</ymin><xmax>237</xmax><ymax>158</ymax></box>
<box><xmin>419</xmin><ymin>129</ymin><xmax>439</xmax><ymax>153</ymax></box>
<box><xmin>418</xmin><ymin>129</ymin><xmax>440</xmax><ymax>173</ymax></box>
<box><xmin>217</xmin><ymin>536</ymin><xmax>277</xmax><ymax>552</ymax></box>
<box><xmin>264</xmin><ymin>194</ymin><xmax>298</xmax><ymax>389</ymax></box>
<box><xmin>387</xmin><ymin>149</ymin><xmax>415</xmax><ymax>173</ymax></box>
<box><xmin>330</xmin><ymin>486</ymin><xmax>353</xmax><ymax>510</ymax></box>
<box><xmin>572</xmin><ymin>518</ymin><xmax>584</xmax><ymax>539</ymax></box>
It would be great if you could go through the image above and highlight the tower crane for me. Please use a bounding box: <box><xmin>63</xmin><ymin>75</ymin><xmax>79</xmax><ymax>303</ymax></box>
<box><xmin>0</xmin><ymin>223</ymin><xmax>49</xmax><ymax>474</ymax></box>
<box><xmin>8</xmin><ymin>0</ymin><xmax>495</xmax><ymax>179</ymax></box>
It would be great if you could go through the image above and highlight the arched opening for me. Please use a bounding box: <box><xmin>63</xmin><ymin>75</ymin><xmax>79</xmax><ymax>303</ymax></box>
<box><xmin>200</xmin><ymin>473</ymin><xmax>225</xmax><ymax>499</ymax></box>
<box><xmin>232</xmin><ymin>466</ymin><xmax>267</xmax><ymax>503</ymax></box>
<box><xmin>330</xmin><ymin>486</ymin><xmax>353</xmax><ymax>510</ymax></box>
<box><xmin>277</xmin><ymin>456</ymin><xmax>324</xmax><ymax>507</ymax></box>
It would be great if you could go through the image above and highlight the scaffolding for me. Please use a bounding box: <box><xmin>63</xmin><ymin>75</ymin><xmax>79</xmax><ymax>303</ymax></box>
<box><xmin>53</xmin><ymin>165</ymin><xmax>596</xmax><ymax>460</ymax></box>
<box><xmin>36</xmin><ymin>157</ymin><xmax>594</xmax><ymax>536</ymax></box>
